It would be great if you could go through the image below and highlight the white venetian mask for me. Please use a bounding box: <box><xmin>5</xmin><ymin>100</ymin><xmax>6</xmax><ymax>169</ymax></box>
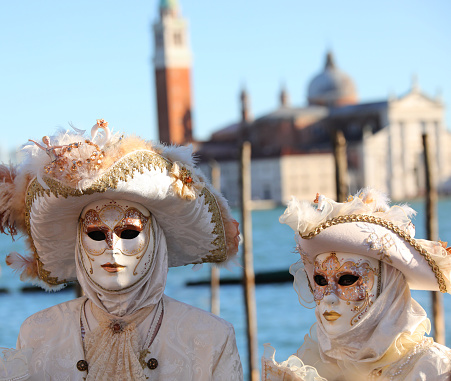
<box><xmin>79</xmin><ymin>199</ymin><xmax>155</xmax><ymax>291</ymax></box>
<box><xmin>313</xmin><ymin>252</ymin><xmax>380</xmax><ymax>336</ymax></box>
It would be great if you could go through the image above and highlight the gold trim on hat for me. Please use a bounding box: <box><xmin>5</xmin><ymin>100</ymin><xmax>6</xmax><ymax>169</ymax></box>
<box><xmin>24</xmin><ymin>150</ymin><xmax>227</xmax><ymax>286</ymax></box>
<box><xmin>199</xmin><ymin>188</ymin><xmax>227</xmax><ymax>263</ymax></box>
<box><xmin>299</xmin><ymin>214</ymin><xmax>447</xmax><ymax>293</ymax></box>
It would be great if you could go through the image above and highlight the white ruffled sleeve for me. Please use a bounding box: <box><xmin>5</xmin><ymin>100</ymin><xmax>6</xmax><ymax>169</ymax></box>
<box><xmin>261</xmin><ymin>344</ymin><xmax>327</xmax><ymax>381</ymax></box>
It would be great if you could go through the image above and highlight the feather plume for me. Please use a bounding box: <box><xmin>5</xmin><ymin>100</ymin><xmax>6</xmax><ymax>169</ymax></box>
<box><xmin>68</xmin><ymin>122</ymin><xmax>86</xmax><ymax>135</ymax></box>
<box><xmin>0</xmin><ymin>164</ymin><xmax>17</xmax><ymax>183</ymax></box>
<box><xmin>281</xmin><ymin>188</ymin><xmax>416</xmax><ymax>236</ymax></box>
<box><xmin>0</xmin><ymin>164</ymin><xmax>18</xmax><ymax>236</ymax></box>
<box><xmin>6</xmin><ymin>252</ymin><xmax>38</xmax><ymax>281</ymax></box>
<box><xmin>163</xmin><ymin>144</ymin><xmax>195</xmax><ymax>167</ymax></box>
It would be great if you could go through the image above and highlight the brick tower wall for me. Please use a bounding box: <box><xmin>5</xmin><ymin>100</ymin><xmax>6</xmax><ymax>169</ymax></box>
<box><xmin>155</xmin><ymin>67</ymin><xmax>192</xmax><ymax>145</ymax></box>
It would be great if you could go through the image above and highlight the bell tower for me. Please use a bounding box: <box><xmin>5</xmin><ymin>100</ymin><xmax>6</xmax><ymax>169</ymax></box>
<box><xmin>153</xmin><ymin>0</ymin><xmax>193</xmax><ymax>145</ymax></box>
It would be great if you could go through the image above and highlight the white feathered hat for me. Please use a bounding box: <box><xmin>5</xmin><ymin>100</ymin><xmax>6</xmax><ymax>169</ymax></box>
<box><xmin>0</xmin><ymin>120</ymin><xmax>240</xmax><ymax>290</ymax></box>
<box><xmin>280</xmin><ymin>188</ymin><xmax>451</xmax><ymax>296</ymax></box>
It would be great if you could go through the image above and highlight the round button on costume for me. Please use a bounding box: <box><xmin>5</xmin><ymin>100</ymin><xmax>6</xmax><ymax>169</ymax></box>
<box><xmin>0</xmin><ymin>120</ymin><xmax>243</xmax><ymax>381</ymax></box>
<box><xmin>262</xmin><ymin>188</ymin><xmax>451</xmax><ymax>381</ymax></box>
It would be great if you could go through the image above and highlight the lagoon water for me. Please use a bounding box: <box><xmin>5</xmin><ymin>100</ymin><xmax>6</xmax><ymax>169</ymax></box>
<box><xmin>0</xmin><ymin>201</ymin><xmax>450</xmax><ymax>377</ymax></box>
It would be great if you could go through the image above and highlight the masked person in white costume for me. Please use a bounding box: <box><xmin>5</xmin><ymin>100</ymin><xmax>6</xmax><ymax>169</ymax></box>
<box><xmin>0</xmin><ymin>120</ymin><xmax>243</xmax><ymax>380</ymax></box>
<box><xmin>262</xmin><ymin>188</ymin><xmax>451</xmax><ymax>381</ymax></box>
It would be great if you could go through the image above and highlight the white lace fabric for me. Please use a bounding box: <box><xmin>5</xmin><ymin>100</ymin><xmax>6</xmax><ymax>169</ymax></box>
<box><xmin>262</xmin><ymin>344</ymin><xmax>326</xmax><ymax>381</ymax></box>
<box><xmin>84</xmin><ymin>301</ymin><xmax>153</xmax><ymax>381</ymax></box>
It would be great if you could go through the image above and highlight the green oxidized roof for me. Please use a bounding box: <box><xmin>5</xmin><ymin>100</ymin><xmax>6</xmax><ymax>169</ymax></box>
<box><xmin>160</xmin><ymin>0</ymin><xmax>178</xmax><ymax>9</ymax></box>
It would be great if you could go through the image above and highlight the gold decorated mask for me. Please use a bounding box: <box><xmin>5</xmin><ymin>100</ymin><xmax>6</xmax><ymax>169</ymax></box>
<box><xmin>313</xmin><ymin>252</ymin><xmax>375</xmax><ymax>302</ymax></box>
<box><xmin>79</xmin><ymin>199</ymin><xmax>155</xmax><ymax>291</ymax></box>
<box><xmin>313</xmin><ymin>252</ymin><xmax>379</xmax><ymax>334</ymax></box>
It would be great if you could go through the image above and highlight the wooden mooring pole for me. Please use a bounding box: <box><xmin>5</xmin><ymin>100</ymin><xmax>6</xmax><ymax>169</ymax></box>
<box><xmin>422</xmin><ymin>133</ymin><xmax>445</xmax><ymax>345</ymax></box>
<box><xmin>210</xmin><ymin>161</ymin><xmax>221</xmax><ymax>316</ymax></box>
<box><xmin>240</xmin><ymin>141</ymin><xmax>259</xmax><ymax>381</ymax></box>
<box><xmin>333</xmin><ymin>128</ymin><xmax>348</xmax><ymax>202</ymax></box>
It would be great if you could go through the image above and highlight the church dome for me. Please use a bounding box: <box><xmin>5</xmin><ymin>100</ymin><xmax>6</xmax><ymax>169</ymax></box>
<box><xmin>307</xmin><ymin>52</ymin><xmax>358</xmax><ymax>107</ymax></box>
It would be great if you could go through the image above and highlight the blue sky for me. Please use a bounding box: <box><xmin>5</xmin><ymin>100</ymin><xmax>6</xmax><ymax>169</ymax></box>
<box><xmin>1</xmin><ymin>0</ymin><xmax>450</xmax><ymax>156</ymax></box>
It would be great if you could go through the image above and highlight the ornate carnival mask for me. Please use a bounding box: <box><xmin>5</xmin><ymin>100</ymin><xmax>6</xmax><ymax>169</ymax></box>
<box><xmin>79</xmin><ymin>199</ymin><xmax>155</xmax><ymax>291</ymax></box>
<box><xmin>313</xmin><ymin>252</ymin><xmax>380</xmax><ymax>335</ymax></box>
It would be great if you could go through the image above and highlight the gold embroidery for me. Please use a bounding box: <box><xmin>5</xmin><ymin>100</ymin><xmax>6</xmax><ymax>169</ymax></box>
<box><xmin>366</xmin><ymin>232</ymin><xmax>395</xmax><ymax>263</ymax></box>
<box><xmin>300</xmin><ymin>214</ymin><xmax>447</xmax><ymax>293</ymax></box>
<box><xmin>376</xmin><ymin>260</ymin><xmax>382</xmax><ymax>298</ymax></box>
<box><xmin>199</xmin><ymin>188</ymin><xmax>227</xmax><ymax>263</ymax></box>
<box><xmin>350</xmin><ymin>289</ymin><xmax>373</xmax><ymax>326</ymax></box>
<box><xmin>139</xmin><ymin>349</ymin><xmax>151</xmax><ymax>369</ymax></box>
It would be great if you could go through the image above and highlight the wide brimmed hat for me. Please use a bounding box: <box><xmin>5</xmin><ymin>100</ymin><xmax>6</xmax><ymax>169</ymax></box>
<box><xmin>0</xmin><ymin>120</ymin><xmax>239</xmax><ymax>290</ymax></box>
<box><xmin>280</xmin><ymin>188</ymin><xmax>451</xmax><ymax>294</ymax></box>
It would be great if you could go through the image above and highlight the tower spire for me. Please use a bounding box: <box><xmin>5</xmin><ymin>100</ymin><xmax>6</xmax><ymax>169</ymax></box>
<box><xmin>240</xmin><ymin>86</ymin><xmax>252</xmax><ymax>123</ymax></box>
<box><xmin>411</xmin><ymin>74</ymin><xmax>420</xmax><ymax>93</ymax></box>
<box><xmin>279</xmin><ymin>83</ymin><xmax>290</xmax><ymax>107</ymax></box>
<box><xmin>325</xmin><ymin>50</ymin><xmax>336</xmax><ymax>70</ymax></box>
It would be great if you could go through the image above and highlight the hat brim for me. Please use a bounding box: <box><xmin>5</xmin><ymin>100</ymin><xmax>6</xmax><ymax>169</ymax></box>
<box><xmin>296</xmin><ymin>220</ymin><xmax>449</xmax><ymax>293</ymax></box>
<box><xmin>25</xmin><ymin>150</ymin><xmax>234</xmax><ymax>287</ymax></box>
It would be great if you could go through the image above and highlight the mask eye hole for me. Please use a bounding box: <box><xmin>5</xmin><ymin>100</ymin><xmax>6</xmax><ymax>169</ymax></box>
<box><xmin>87</xmin><ymin>230</ymin><xmax>106</xmax><ymax>241</ymax></box>
<box><xmin>120</xmin><ymin>229</ymin><xmax>140</xmax><ymax>239</ymax></box>
<box><xmin>338</xmin><ymin>274</ymin><xmax>359</xmax><ymax>286</ymax></box>
<box><xmin>314</xmin><ymin>274</ymin><xmax>328</xmax><ymax>286</ymax></box>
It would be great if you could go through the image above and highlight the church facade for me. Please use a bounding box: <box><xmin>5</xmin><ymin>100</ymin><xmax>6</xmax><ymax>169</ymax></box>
<box><xmin>195</xmin><ymin>53</ymin><xmax>449</xmax><ymax>204</ymax></box>
<box><xmin>153</xmin><ymin>1</ymin><xmax>450</xmax><ymax>205</ymax></box>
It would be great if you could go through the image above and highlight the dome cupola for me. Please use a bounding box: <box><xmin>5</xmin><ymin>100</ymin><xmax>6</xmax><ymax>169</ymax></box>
<box><xmin>307</xmin><ymin>52</ymin><xmax>358</xmax><ymax>107</ymax></box>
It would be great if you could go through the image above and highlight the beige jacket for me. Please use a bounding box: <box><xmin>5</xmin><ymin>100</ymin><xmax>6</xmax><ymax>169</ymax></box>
<box><xmin>17</xmin><ymin>294</ymin><xmax>243</xmax><ymax>381</ymax></box>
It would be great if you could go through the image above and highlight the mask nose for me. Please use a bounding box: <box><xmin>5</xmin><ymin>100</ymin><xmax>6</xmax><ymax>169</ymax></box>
<box><xmin>323</xmin><ymin>290</ymin><xmax>340</xmax><ymax>305</ymax></box>
<box><xmin>104</xmin><ymin>235</ymin><xmax>123</xmax><ymax>261</ymax></box>
<box><xmin>105</xmin><ymin>230</ymin><xmax>115</xmax><ymax>250</ymax></box>
<box><xmin>112</xmin><ymin>250</ymin><xmax>123</xmax><ymax>262</ymax></box>
<box><xmin>106</xmin><ymin>230</ymin><xmax>126</xmax><ymax>250</ymax></box>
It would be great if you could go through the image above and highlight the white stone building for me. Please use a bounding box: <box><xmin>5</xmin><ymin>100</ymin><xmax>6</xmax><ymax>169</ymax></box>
<box><xmin>199</xmin><ymin>153</ymin><xmax>335</xmax><ymax>207</ymax></box>
<box><xmin>360</xmin><ymin>84</ymin><xmax>449</xmax><ymax>199</ymax></box>
<box><xmin>197</xmin><ymin>52</ymin><xmax>450</xmax><ymax>205</ymax></box>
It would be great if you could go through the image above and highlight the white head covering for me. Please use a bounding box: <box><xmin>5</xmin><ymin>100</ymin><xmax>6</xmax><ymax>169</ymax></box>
<box><xmin>281</xmin><ymin>188</ymin><xmax>448</xmax><ymax>379</ymax></box>
<box><xmin>315</xmin><ymin>263</ymin><xmax>430</xmax><ymax>374</ymax></box>
<box><xmin>75</xmin><ymin>210</ymin><xmax>168</xmax><ymax>381</ymax></box>
<box><xmin>75</xmin><ymin>215</ymin><xmax>168</xmax><ymax>316</ymax></box>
